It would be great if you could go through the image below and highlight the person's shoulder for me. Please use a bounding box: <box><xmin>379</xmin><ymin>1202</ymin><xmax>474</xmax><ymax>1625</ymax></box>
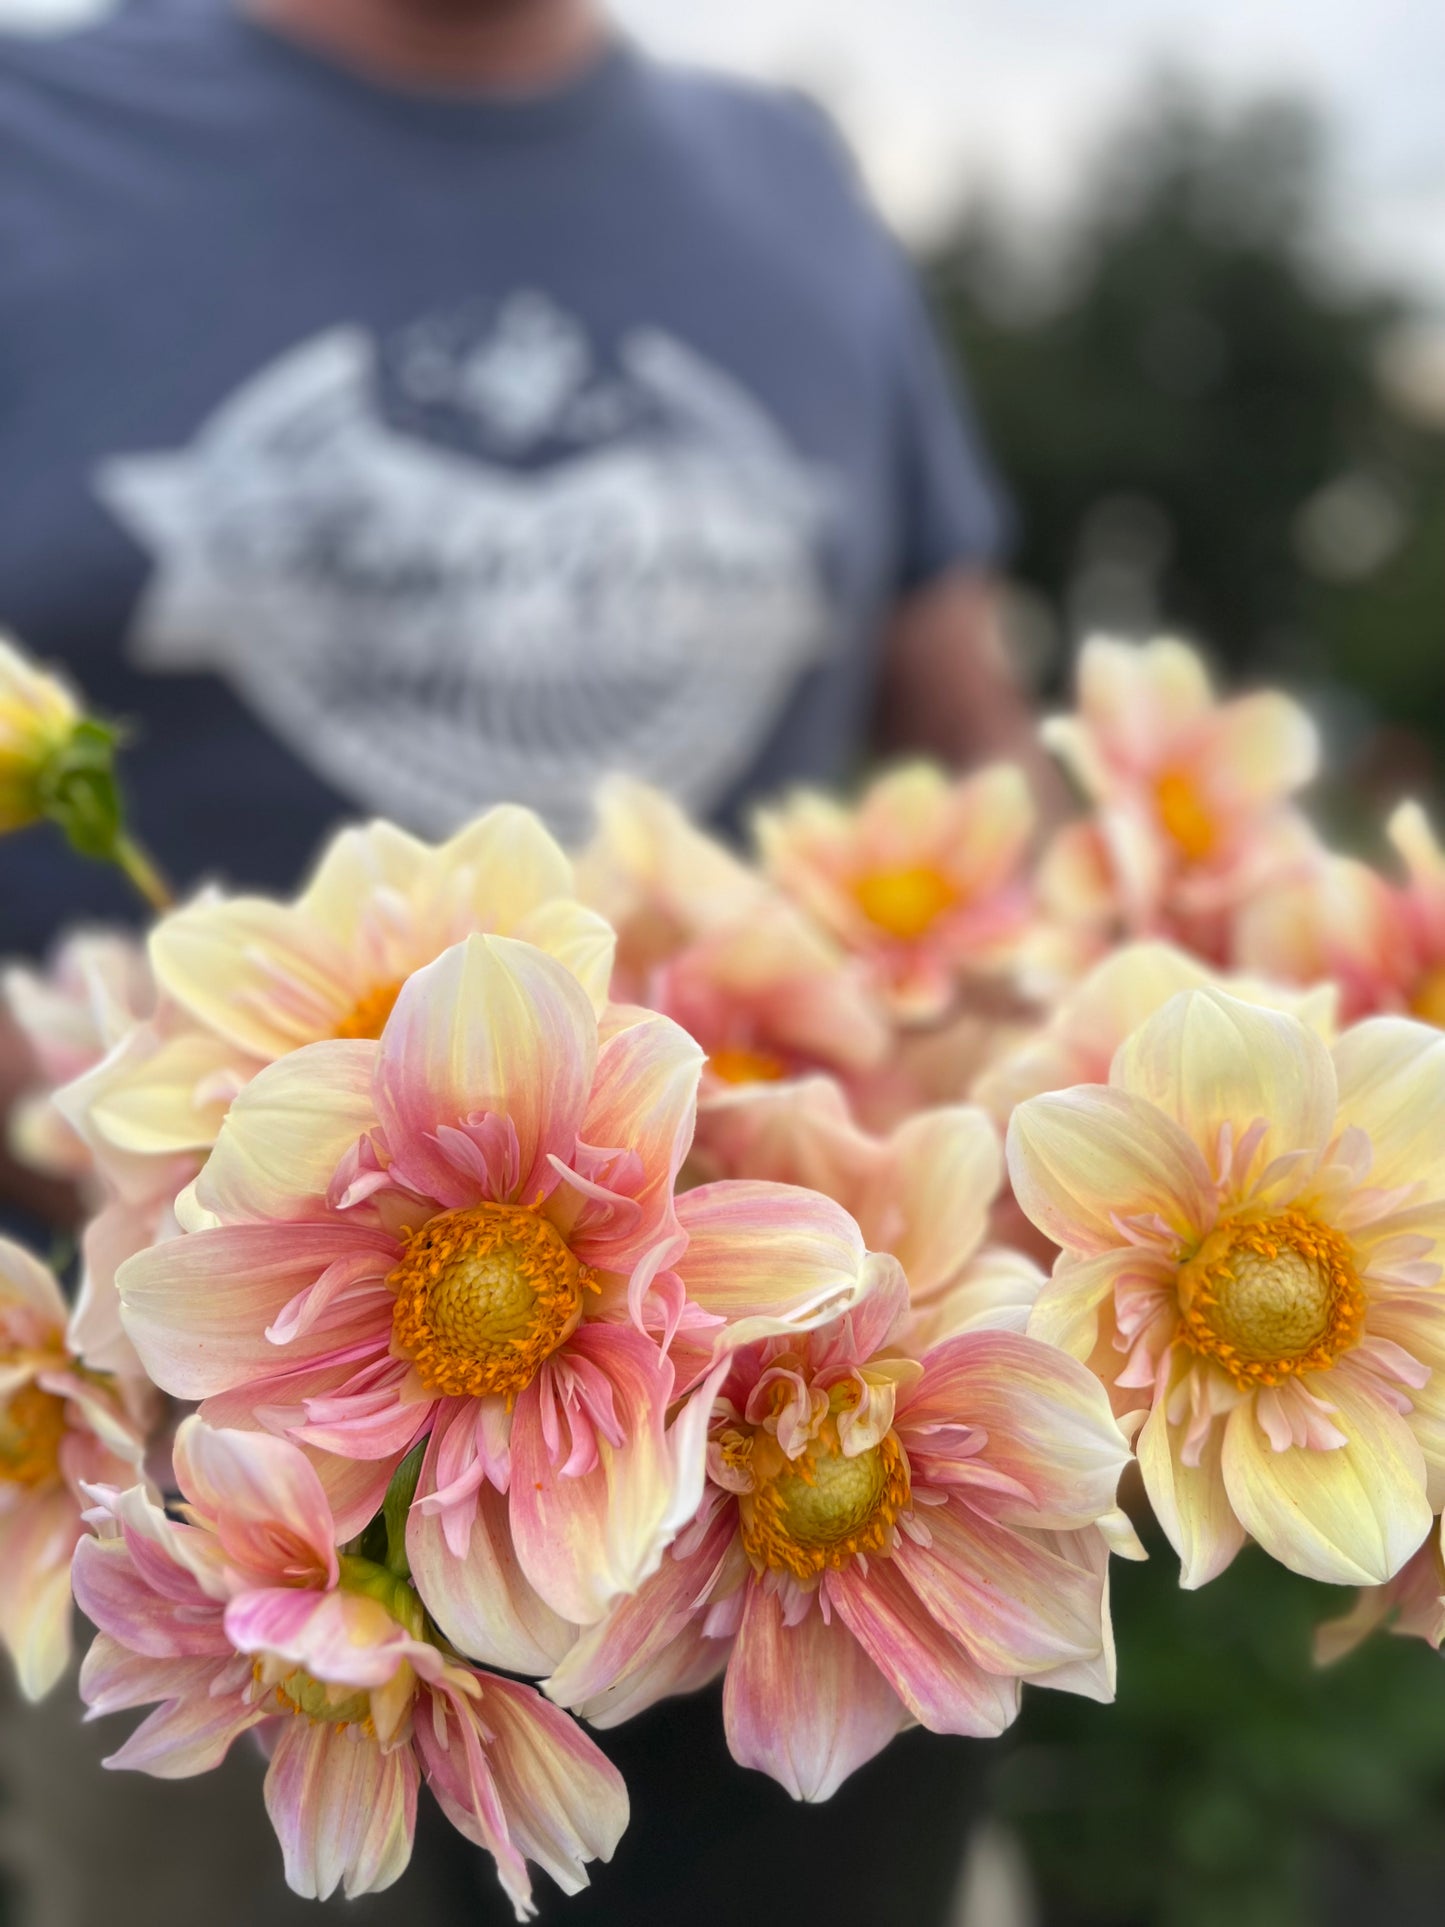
<box><xmin>642</xmin><ymin>58</ymin><xmax>867</xmax><ymax>208</ymax></box>
<box><xmin>0</xmin><ymin>0</ymin><xmax>230</xmax><ymax>111</ymax></box>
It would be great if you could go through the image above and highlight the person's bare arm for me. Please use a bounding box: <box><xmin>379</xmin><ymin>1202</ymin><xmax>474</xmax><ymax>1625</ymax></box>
<box><xmin>875</xmin><ymin>568</ymin><xmax>1069</xmax><ymax>817</ymax></box>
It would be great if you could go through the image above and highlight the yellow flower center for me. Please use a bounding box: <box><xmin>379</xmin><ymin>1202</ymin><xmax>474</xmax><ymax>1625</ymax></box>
<box><xmin>333</xmin><ymin>978</ymin><xmax>404</xmax><ymax>1042</ymax></box>
<box><xmin>850</xmin><ymin>864</ymin><xmax>958</xmax><ymax>941</ymax></box>
<box><xmin>1155</xmin><ymin>770</ymin><xmax>1216</xmax><ymax>862</ymax></box>
<box><xmin>1176</xmin><ymin>1210</ymin><xmax>1365</xmax><ymax>1387</ymax></box>
<box><xmin>731</xmin><ymin>1406</ymin><xmax>910</xmax><ymax>1582</ymax></box>
<box><xmin>1410</xmin><ymin>966</ymin><xmax>1445</xmax><ymax>1030</ymax></box>
<box><xmin>388</xmin><ymin>1203</ymin><xmax>596</xmax><ymax>1400</ymax></box>
<box><xmin>707</xmin><ymin>1046</ymin><xmax>787</xmax><ymax>1086</ymax></box>
<box><xmin>0</xmin><ymin>1379</ymin><xmax>67</xmax><ymax>1488</ymax></box>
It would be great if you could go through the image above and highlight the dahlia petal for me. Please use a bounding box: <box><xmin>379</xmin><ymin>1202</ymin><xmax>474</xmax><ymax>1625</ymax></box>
<box><xmin>463</xmin><ymin>1674</ymin><xmax>628</xmax><ymax>1898</ymax></box>
<box><xmin>151</xmin><ymin>896</ymin><xmax>354</xmax><ymax>1058</ymax></box>
<box><xmin>375</xmin><ymin>934</ymin><xmax>597</xmax><ymax>1205</ymax></box>
<box><xmin>71</xmin><ymin>1535</ymin><xmax>228</xmax><ymax>1659</ymax></box>
<box><xmin>564</xmin><ymin>1615</ymin><xmax>729</xmax><ymax>1729</ymax></box>
<box><xmin>1006</xmin><ymin>1085</ymin><xmax>1212</xmax><ymax>1256</ymax></box>
<box><xmin>1025</xmin><ymin>1247</ymin><xmax>1150</xmax><ymax>1361</ymax></box>
<box><xmin>893</xmin><ymin>1498</ymin><xmax>1107</xmax><ymax>1675</ymax></box>
<box><xmin>1332</xmin><ymin>1018</ymin><xmax>1445</xmax><ymax>1201</ymax></box>
<box><xmin>102</xmin><ymin>1680</ymin><xmax>265</xmax><ymax>1779</ymax></box>
<box><xmin>0</xmin><ymin>1234</ymin><xmax>68</xmax><ymax>1328</ymax></box>
<box><xmin>673</xmin><ymin>1180</ymin><xmax>877</xmax><ymax>1347</ymax></box>
<box><xmin>1213</xmin><ymin>688</ymin><xmax>1320</xmax><ymax>806</ymax></box>
<box><xmin>899</xmin><ymin>1330</ymin><xmax>1130</xmax><ymax>1530</ymax></box>
<box><xmin>883</xmin><ymin>1105</ymin><xmax>1002</xmax><ymax>1301</ymax></box>
<box><xmin>544</xmin><ymin>1506</ymin><xmax>735</xmax><ymax>1719</ymax></box>
<box><xmin>79</xmin><ymin>1635</ymin><xmax>223</xmax><ymax>1716</ymax></box>
<box><xmin>67</xmin><ymin>1025</ymin><xmax>250</xmax><ymax>1161</ymax></box>
<box><xmin>1110</xmin><ymin>988</ymin><xmax>1336</xmax><ymax>1184</ymax></box>
<box><xmin>230</xmin><ymin>1591</ymin><xmax>425</xmax><ymax>1707</ymax></box>
<box><xmin>1221</xmin><ymin>1375</ymin><xmax>1433</xmax><ymax>1585</ymax></box>
<box><xmin>722</xmin><ymin>1582</ymin><xmax>904</xmax><ymax>1801</ymax></box>
<box><xmin>568</xmin><ymin>1012</ymin><xmax>702</xmax><ymax>1271</ymax></box>
<box><xmin>414</xmin><ymin>1680</ymin><xmax>532</xmax><ymax>1915</ymax></box>
<box><xmin>1136</xmin><ymin>1401</ymin><xmax>1246</xmax><ymax>1589</ymax></box>
<box><xmin>264</xmin><ymin>1718</ymin><xmax>418</xmax><ymax>1900</ymax></box>
<box><xmin>191</xmin><ymin>1039</ymin><xmax>380</xmax><ymax>1224</ymax></box>
<box><xmin>828</xmin><ymin>1559</ymin><xmax>1020</xmax><ymax>1736</ymax></box>
<box><xmin>172</xmin><ymin>1418</ymin><xmax>338</xmax><ymax>1588</ymax></box>
<box><xmin>119</xmin><ymin>1222</ymin><xmax>389</xmax><ymax>1398</ymax></box>
<box><xmin>0</xmin><ymin>1488</ymin><xmax>79</xmax><ymax>1698</ymax></box>
<box><xmin>509</xmin><ymin>1324</ymin><xmax>703</xmax><ymax>1625</ymax></box>
<box><xmin>512</xmin><ymin>901</ymin><xmax>617</xmax><ymax>1015</ymax></box>
<box><xmin>409</xmin><ymin>1455</ymin><xmax>574</xmax><ymax>1677</ymax></box>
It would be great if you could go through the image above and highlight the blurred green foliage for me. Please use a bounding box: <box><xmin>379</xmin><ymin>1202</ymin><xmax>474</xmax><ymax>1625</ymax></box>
<box><xmin>928</xmin><ymin>82</ymin><xmax>1445</xmax><ymax>807</ymax></box>
<box><xmin>993</xmin><ymin>1532</ymin><xmax>1445</xmax><ymax>1927</ymax></box>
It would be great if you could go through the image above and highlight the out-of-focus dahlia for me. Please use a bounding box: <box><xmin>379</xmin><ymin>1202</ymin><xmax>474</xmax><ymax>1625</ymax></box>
<box><xmin>0</xmin><ymin>1237</ymin><xmax>148</xmax><ymax>1697</ymax></box>
<box><xmin>753</xmin><ymin>761</ymin><xmax>1035</xmax><ymax>1021</ymax></box>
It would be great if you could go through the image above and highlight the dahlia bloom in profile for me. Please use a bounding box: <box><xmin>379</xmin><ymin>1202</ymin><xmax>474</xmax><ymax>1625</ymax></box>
<box><xmin>754</xmin><ymin>762</ymin><xmax>1035</xmax><ymax>1021</ymax></box>
<box><xmin>73</xmin><ymin>1420</ymin><xmax>625</xmax><ymax>1913</ymax></box>
<box><xmin>548</xmin><ymin>1243</ymin><xmax>1132</xmax><ymax>1799</ymax></box>
<box><xmin>1009</xmin><ymin>986</ymin><xmax>1445</xmax><ymax>1588</ymax></box>
<box><xmin>1040</xmin><ymin>636</ymin><xmax>1321</xmax><ymax>959</ymax></box>
<box><xmin>1239</xmin><ymin>802</ymin><xmax>1445</xmax><ymax>1028</ymax></box>
<box><xmin>2</xmin><ymin>927</ymin><xmax>154</xmax><ymax>1184</ymax></box>
<box><xmin>578</xmin><ymin>773</ymin><xmax>889</xmax><ymax>1103</ymax></box>
<box><xmin>0</xmin><ymin>634</ymin><xmax>85</xmax><ymax>833</ymax></box>
<box><xmin>118</xmin><ymin>934</ymin><xmax>715</xmax><ymax>1660</ymax></box>
<box><xmin>0</xmin><ymin>1237</ymin><xmax>147</xmax><ymax>1697</ymax></box>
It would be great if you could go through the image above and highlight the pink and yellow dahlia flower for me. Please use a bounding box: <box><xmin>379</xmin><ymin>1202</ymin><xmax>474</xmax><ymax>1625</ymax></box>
<box><xmin>117</xmin><ymin>933</ymin><xmax>714</xmax><ymax>1658</ymax></box>
<box><xmin>73</xmin><ymin>1419</ymin><xmax>626</xmax><ymax>1914</ymax></box>
<box><xmin>1008</xmin><ymin>986</ymin><xmax>1445</xmax><ymax>1587</ymax></box>
<box><xmin>0</xmin><ymin>1237</ymin><xmax>148</xmax><ymax>1697</ymax></box>
<box><xmin>1040</xmin><ymin>636</ymin><xmax>1321</xmax><ymax>961</ymax></box>
<box><xmin>754</xmin><ymin>761</ymin><xmax>1035</xmax><ymax>1021</ymax></box>
<box><xmin>548</xmin><ymin>1247</ymin><xmax>1132</xmax><ymax>1800</ymax></box>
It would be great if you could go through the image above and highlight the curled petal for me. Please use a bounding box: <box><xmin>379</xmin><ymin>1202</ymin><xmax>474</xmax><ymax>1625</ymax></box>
<box><xmin>264</xmin><ymin>1717</ymin><xmax>418</xmax><ymax>1900</ymax></box>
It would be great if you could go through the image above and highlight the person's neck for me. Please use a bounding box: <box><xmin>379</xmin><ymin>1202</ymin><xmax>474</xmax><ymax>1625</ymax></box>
<box><xmin>242</xmin><ymin>0</ymin><xmax>609</xmax><ymax>91</ymax></box>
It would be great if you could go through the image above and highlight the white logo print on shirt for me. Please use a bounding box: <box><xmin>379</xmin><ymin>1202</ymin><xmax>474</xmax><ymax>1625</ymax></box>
<box><xmin>95</xmin><ymin>294</ymin><xmax>837</xmax><ymax>839</ymax></box>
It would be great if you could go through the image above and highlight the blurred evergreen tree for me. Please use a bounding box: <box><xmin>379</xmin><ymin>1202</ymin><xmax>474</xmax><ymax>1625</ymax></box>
<box><xmin>928</xmin><ymin>82</ymin><xmax>1445</xmax><ymax>792</ymax></box>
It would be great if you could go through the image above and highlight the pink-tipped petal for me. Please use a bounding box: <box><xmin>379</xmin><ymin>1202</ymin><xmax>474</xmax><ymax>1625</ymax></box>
<box><xmin>509</xmin><ymin>1324</ymin><xmax>699</xmax><ymax>1626</ymax></box>
<box><xmin>722</xmin><ymin>1583</ymin><xmax>904</xmax><ymax>1801</ymax></box>
<box><xmin>674</xmin><ymin>1180</ymin><xmax>877</xmax><ymax>1347</ymax></box>
<box><xmin>466</xmin><ymin>1675</ymin><xmax>629</xmax><ymax>1897</ymax></box>
<box><xmin>900</xmin><ymin>1330</ymin><xmax>1130</xmax><ymax>1531</ymax></box>
<box><xmin>0</xmin><ymin>1488</ymin><xmax>79</xmax><ymax>1698</ymax></box>
<box><xmin>375</xmin><ymin>934</ymin><xmax>597</xmax><ymax>1205</ymax></box>
<box><xmin>828</xmin><ymin>1558</ymin><xmax>1020</xmax><ymax>1737</ymax></box>
<box><xmin>172</xmin><ymin>1418</ymin><xmax>338</xmax><ymax>1588</ymax></box>
<box><xmin>409</xmin><ymin>1463</ymin><xmax>574</xmax><ymax>1677</ymax></box>
<box><xmin>570</xmin><ymin>1012</ymin><xmax>702</xmax><ymax>1271</ymax></box>
<box><xmin>119</xmin><ymin>1221</ymin><xmax>391</xmax><ymax>1397</ymax></box>
<box><xmin>101</xmin><ymin>1677</ymin><xmax>266</xmax><ymax>1778</ymax></box>
<box><xmin>264</xmin><ymin>1718</ymin><xmax>418</xmax><ymax>1900</ymax></box>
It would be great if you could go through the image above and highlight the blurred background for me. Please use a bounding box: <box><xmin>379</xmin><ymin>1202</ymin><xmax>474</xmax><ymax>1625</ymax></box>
<box><xmin>3</xmin><ymin>3</ymin><xmax>1444</xmax><ymax>1924</ymax></box>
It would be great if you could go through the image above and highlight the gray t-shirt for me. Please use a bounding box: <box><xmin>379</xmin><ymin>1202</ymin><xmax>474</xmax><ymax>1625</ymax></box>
<box><xmin>0</xmin><ymin>1</ymin><xmax>1007</xmax><ymax>949</ymax></box>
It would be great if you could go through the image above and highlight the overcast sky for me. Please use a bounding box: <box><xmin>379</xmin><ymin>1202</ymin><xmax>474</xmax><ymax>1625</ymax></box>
<box><xmin>5</xmin><ymin>0</ymin><xmax>1443</xmax><ymax>308</ymax></box>
<box><xmin>611</xmin><ymin>0</ymin><xmax>1445</xmax><ymax>310</ymax></box>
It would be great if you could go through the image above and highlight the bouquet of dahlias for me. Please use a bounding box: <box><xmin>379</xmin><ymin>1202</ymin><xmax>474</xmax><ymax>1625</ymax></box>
<box><xmin>3</xmin><ymin>628</ymin><xmax>1445</xmax><ymax>1915</ymax></box>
